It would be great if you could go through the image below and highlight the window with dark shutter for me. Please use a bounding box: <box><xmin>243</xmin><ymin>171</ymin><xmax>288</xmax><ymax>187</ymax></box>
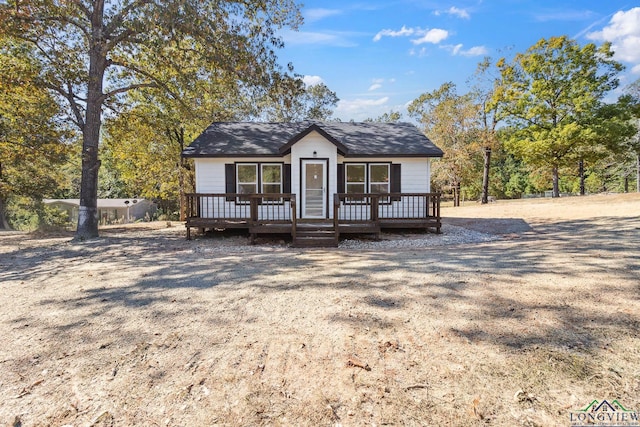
<box><xmin>283</xmin><ymin>164</ymin><xmax>291</xmax><ymax>193</ymax></box>
<box><xmin>391</xmin><ymin>164</ymin><xmax>402</xmax><ymax>201</ymax></box>
<box><xmin>225</xmin><ymin>164</ymin><xmax>235</xmax><ymax>201</ymax></box>
<box><xmin>337</xmin><ymin>164</ymin><xmax>345</xmax><ymax>193</ymax></box>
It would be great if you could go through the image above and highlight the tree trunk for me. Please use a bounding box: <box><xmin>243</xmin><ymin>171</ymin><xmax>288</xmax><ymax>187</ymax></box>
<box><xmin>0</xmin><ymin>195</ymin><xmax>11</xmax><ymax>230</ymax></box>
<box><xmin>637</xmin><ymin>153</ymin><xmax>640</xmax><ymax>193</ymax></box>
<box><xmin>75</xmin><ymin>2</ymin><xmax>105</xmax><ymax>240</ymax></box>
<box><xmin>177</xmin><ymin>128</ymin><xmax>186</xmax><ymax>221</ymax></box>
<box><xmin>0</xmin><ymin>162</ymin><xmax>9</xmax><ymax>229</ymax></box>
<box><xmin>453</xmin><ymin>181</ymin><xmax>461</xmax><ymax>207</ymax></box>
<box><xmin>552</xmin><ymin>166</ymin><xmax>560</xmax><ymax>198</ymax></box>
<box><xmin>624</xmin><ymin>176</ymin><xmax>629</xmax><ymax>193</ymax></box>
<box><xmin>578</xmin><ymin>159</ymin><xmax>585</xmax><ymax>196</ymax></box>
<box><xmin>481</xmin><ymin>147</ymin><xmax>491</xmax><ymax>204</ymax></box>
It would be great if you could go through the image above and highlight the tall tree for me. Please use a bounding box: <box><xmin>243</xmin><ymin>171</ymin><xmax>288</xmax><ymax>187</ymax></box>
<box><xmin>0</xmin><ymin>37</ymin><xmax>69</xmax><ymax>229</ymax></box>
<box><xmin>496</xmin><ymin>36</ymin><xmax>623</xmax><ymax>197</ymax></box>
<box><xmin>472</xmin><ymin>57</ymin><xmax>507</xmax><ymax>204</ymax></box>
<box><xmin>575</xmin><ymin>95</ymin><xmax>638</xmax><ymax>193</ymax></box>
<box><xmin>257</xmin><ymin>76</ymin><xmax>339</xmax><ymax>122</ymax></box>
<box><xmin>408</xmin><ymin>82</ymin><xmax>479</xmax><ymax>206</ymax></box>
<box><xmin>0</xmin><ymin>0</ymin><xmax>301</xmax><ymax>238</ymax></box>
<box><xmin>623</xmin><ymin>79</ymin><xmax>640</xmax><ymax>192</ymax></box>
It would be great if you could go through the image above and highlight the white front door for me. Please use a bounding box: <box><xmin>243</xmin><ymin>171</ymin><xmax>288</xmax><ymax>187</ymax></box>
<box><xmin>302</xmin><ymin>160</ymin><xmax>327</xmax><ymax>218</ymax></box>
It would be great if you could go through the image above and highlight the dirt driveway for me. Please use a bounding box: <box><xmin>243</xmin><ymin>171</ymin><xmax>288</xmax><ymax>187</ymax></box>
<box><xmin>1</xmin><ymin>193</ymin><xmax>639</xmax><ymax>426</ymax></box>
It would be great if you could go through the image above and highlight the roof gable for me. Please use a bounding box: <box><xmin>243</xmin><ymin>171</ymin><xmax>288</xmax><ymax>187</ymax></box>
<box><xmin>182</xmin><ymin>121</ymin><xmax>444</xmax><ymax>158</ymax></box>
<box><xmin>278</xmin><ymin>123</ymin><xmax>348</xmax><ymax>155</ymax></box>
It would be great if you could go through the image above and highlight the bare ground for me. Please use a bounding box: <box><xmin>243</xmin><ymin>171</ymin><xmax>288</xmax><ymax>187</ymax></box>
<box><xmin>1</xmin><ymin>193</ymin><xmax>639</xmax><ymax>426</ymax></box>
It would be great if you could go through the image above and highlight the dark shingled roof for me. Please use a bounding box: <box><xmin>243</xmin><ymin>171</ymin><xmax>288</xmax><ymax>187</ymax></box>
<box><xmin>182</xmin><ymin>121</ymin><xmax>444</xmax><ymax>158</ymax></box>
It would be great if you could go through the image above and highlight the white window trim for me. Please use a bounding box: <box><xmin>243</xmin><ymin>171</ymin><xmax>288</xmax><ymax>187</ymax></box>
<box><xmin>236</xmin><ymin>163</ymin><xmax>258</xmax><ymax>195</ymax></box>
<box><xmin>345</xmin><ymin>163</ymin><xmax>367</xmax><ymax>194</ymax></box>
<box><xmin>260</xmin><ymin>163</ymin><xmax>283</xmax><ymax>194</ymax></box>
<box><xmin>369</xmin><ymin>163</ymin><xmax>390</xmax><ymax>193</ymax></box>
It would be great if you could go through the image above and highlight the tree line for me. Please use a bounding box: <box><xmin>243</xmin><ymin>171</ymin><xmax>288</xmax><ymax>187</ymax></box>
<box><xmin>406</xmin><ymin>37</ymin><xmax>640</xmax><ymax>206</ymax></box>
<box><xmin>0</xmin><ymin>0</ymin><xmax>338</xmax><ymax>233</ymax></box>
<box><xmin>1</xmin><ymin>1</ymin><xmax>638</xmax><ymax>233</ymax></box>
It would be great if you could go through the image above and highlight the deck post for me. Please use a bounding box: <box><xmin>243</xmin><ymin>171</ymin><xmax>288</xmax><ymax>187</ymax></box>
<box><xmin>333</xmin><ymin>194</ymin><xmax>340</xmax><ymax>245</ymax></box>
<box><xmin>434</xmin><ymin>194</ymin><xmax>441</xmax><ymax>233</ymax></box>
<box><xmin>371</xmin><ymin>195</ymin><xmax>380</xmax><ymax>240</ymax></box>
<box><xmin>250</xmin><ymin>196</ymin><xmax>258</xmax><ymax>244</ymax></box>
<box><xmin>291</xmin><ymin>194</ymin><xmax>297</xmax><ymax>242</ymax></box>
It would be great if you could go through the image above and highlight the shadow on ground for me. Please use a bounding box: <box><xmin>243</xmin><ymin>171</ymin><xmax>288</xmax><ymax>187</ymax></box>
<box><xmin>2</xmin><ymin>216</ymin><xmax>639</xmax><ymax>354</ymax></box>
<box><xmin>444</xmin><ymin>217</ymin><xmax>533</xmax><ymax>235</ymax></box>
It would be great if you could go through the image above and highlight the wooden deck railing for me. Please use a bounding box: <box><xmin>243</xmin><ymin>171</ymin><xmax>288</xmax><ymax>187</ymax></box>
<box><xmin>184</xmin><ymin>192</ymin><xmax>440</xmax><ymax>239</ymax></box>
<box><xmin>184</xmin><ymin>193</ymin><xmax>296</xmax><ymax>239</ymax></box>
<box><xmin>334</xmin><ymin>193</ymin><xmax>441</xmax><ymax>220</ymax></box>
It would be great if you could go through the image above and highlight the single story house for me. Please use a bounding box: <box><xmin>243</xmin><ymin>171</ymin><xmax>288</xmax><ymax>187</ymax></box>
<box><xmin>182</xmin><ymin>121</ymin><xmax>444</xmax><ymax>246</ymax></box>
<box><xmin>44</xmin><ymin>198</ymin><xmax>157</xmax><ymax>225</ymax></box>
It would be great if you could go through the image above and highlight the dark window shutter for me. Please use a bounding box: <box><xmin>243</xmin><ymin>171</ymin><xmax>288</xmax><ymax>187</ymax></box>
<box><xmin>283</xmin><ymin>164</ymin><xmax>291</xmax><ymax>194</ymax></box>
<box><xmin>391</xmin><ymin>164</ymin><xmax>401</xmax><ymax>201</ymax></box>
<box><xmin>225</xmin><ymin>164</ymin><xmax>235</xmax><ymax>201</ymax></box>
<box><xmin>337</xmin><ymin>163</ymin><xmax>345</xmax><ymax>193</ymax></box>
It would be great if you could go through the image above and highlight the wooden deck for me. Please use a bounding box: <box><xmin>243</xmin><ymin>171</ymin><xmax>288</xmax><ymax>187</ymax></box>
<box><xmin>184</xmin><ymin>192</ymin><xmax>441</xmax><ymax>246</ymax></box>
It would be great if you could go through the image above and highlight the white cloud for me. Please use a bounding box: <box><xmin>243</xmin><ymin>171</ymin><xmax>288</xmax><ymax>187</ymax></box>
<box><xmin>411</xmin><ymin>28</ymin><xmax>449</xmax><ymax>45</ymax></box>
<box><xmin>336</xmin><ymin>97</ymin><xmax>390</xmax><ymax>114</ymax></box>
<box><xmin>443</xmin><ymin>43</ymin><xmax>488</xmax><ymax>57</ymax></box>
<box><xmin>373</xmin><ymin>25</ymin><xmax>415</xmax><ymax>42</ymax></box>
<box><xmin>303</xmin><ymin>75</ymin><xmax>324</xmax><ymax>86</ymax></box>
<box><xmin>305</xmin><ymin>8</ymin><xmax>342</xmax><ymax>23</ymax></box>
<box><xmin>368</xmin><ymin>78</ymin><xmax>394</xmax><ymax>91</ymax></box>
<box><xmin>374</xmin><ymin>26</ymin><xmax>448</xmax><ymax>45</ymax></box>
<box><xmin>409</xmin><ymin>47</ymin><xmax>428</xmax><ymax>57</ymax></box>
<box><xmin>434</xmin><ymin>6</ymin><xmax>470</xmax><ymax>19</ymax></box>
<box><xmin>587</xmin><ymin>7</ymin><xmax>640</xmax><ymax>66</ymax></box>
<box><xmin>282</xmin><ymin>30</ymin><xmax>358</xmax><ymax>47</ymax></box>
<box><xmin>448</xmin><ymin>44</ymin><xmax>488</xmax><ymax>57</ymax></box>
<box><xmin>447</xmin><ymin>7</ymin><xmax>470</xmax><ymax>19</ymax></box>
<box><xmin>334</xmin><ymin>96</ymin><xmax>397</xmax><ymax>121</ymax></box>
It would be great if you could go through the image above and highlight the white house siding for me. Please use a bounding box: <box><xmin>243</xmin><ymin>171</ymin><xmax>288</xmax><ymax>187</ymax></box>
<box><xmin>194</xmin><ymin>156</ymin><xmax>292</xmax><ymax>219</ymax></box>
<box><xmin>194</xmin><ymin>158</ymin><xmax>226</xmax><ymax>193</ymax></box>
<box><xmin>335</xmin><ymin>157</ymin><xmax>432</xmax><ymax>221</ymax></box>
<box><xmin>193</xmin><ymin>154</ymin><xmax>434</xmax><ymax>221</ymax></box>
<box><xmin>290</xmin><ymin>131</ymin><xmax>338</xmax><ymax>218</ymax></box>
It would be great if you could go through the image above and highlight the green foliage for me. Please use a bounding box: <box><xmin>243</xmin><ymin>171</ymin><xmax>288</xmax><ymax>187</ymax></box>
<box><xmin>257</xmin><ymin>78</ymin><xmax>340</xmax><ymax>122</ymax></box>
<box><xmin>0</xmin><ymin>0</ymin><xmax>303</xmax><ymax>237</ymax></box>
<box><xmin>364</xmin><ymin>111</ymin><xmax>402</xmax><ymax>123</ymax></box>
<box><xmin>6</xmin><ymin>197</ymin><xmax>71</xmax><ymax>231</ymax></box>
<box><xmin>496</xmin><ymin>36</ymin><xmax>624</xmax><ymax>196</ymax></box>
<box><xmin>0</xmin><ymin>36</ymin><xmax>71</xmax><ymax>227</ymax></box>
<box><xmin>408</xmin><ymin>82</ymin><xmax>481</xmax><ymax>203</ymax></box>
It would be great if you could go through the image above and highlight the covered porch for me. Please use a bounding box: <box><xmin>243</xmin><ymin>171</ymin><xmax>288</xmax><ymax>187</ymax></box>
<box><xmin>184</xmin><ymin>192</ymin><xmax>441</xmax><ymax>247</ymax></box>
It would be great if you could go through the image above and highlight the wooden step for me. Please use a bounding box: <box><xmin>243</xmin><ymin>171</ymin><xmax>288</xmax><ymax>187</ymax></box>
<box><xmin>293</xmin><ymin>236</ymin><xmax>338</xmax><ymax>248</ymax></box>
<box><xmin>293</xmin><ymin>223</ymin><xmax>338</xmax><ymax>247</ymax></box>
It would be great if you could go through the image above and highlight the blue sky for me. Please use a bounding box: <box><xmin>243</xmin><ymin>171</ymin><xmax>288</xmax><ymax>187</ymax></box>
<box><xmin>277</xmin><ymin>1</ymin><xmax>640</xmax><ymax>121</ymax></box>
